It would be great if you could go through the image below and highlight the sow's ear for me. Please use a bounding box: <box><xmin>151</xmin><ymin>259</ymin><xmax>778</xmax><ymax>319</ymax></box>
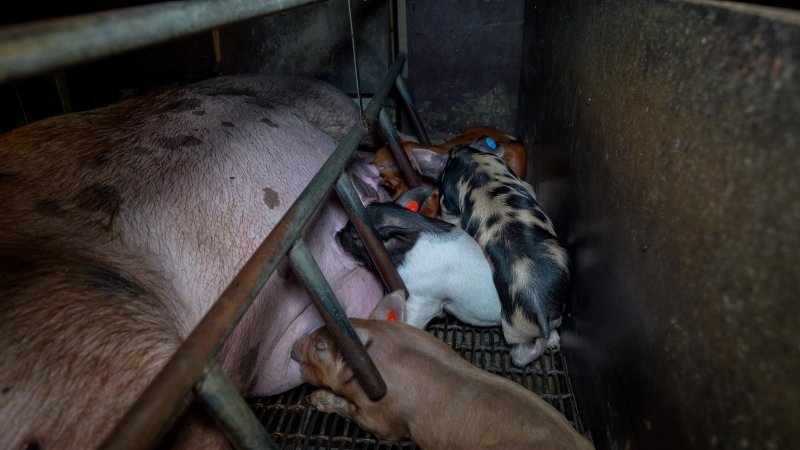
<box><xmin>394</xmin><ymin>186</ymin><xmax>432</xmax><ymax>214</ymax></box>
<box><xmin>471</xmin><ymin>135</ymin><xmax>505</xmax><ymax>157</ymax></box>
<box><xmin>369</xmin><ymin>289</ymin><xmax>408</xmax><ymax>322</ymax></box>
<box><xmin>410</xmin><ymin>147</ymin><xmax>448</xmax><ymax>180</ymax></box>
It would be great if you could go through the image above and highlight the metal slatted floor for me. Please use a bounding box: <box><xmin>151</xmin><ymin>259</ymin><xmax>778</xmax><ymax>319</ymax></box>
<box><xmin>248</xmin><ymin>314</ymin><xmax>587</xmax><ymax>449</ymax></box>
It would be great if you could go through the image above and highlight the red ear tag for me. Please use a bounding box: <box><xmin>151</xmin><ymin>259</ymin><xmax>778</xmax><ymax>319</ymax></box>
<box><xmin>386</xmin><ymin>310</ymin><xmax>397</xmax><ymax>321</ymax></box>
<box><xmin>405</xmin><ymin>200</ymin><xmax>419</xmax><ymax>212</ymax></box>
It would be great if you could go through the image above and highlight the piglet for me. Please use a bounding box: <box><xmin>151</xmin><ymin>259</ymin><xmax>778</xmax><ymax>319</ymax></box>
<box><xmin>336</xmin><ymin>186</ymin><xmax>501</xmax><ymax>328</ymax></box>
<box><xmin>411</xmin><ymin>138</ymin><xmax>570</xmax><ymax>366</ymax></box>
<box><xmin>291</xmin><ymin>290</ymin><xmax>594</xmax><ymax>450</ymax></box>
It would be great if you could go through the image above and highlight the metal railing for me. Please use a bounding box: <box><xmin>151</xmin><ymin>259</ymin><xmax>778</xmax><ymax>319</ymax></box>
<box><xmin>1</xmin><ymin>3</ymin><xmax>428</xmax><ymax>447</ymax></box>
<box><xmin>0</xmin><ymin>0</ymin><xmax>324</xmax><ymax>83</ymax></box>
<box><xmin>99</xmin><ymin>51</ymin><xmax>428</xmax><ymax>450</ymax></box>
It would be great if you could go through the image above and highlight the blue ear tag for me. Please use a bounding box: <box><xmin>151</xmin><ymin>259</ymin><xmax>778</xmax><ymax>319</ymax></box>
<box><xmin>485</xmin><ymin>137</ymin><xmax>497</xmax><ymax>149</ymax></box>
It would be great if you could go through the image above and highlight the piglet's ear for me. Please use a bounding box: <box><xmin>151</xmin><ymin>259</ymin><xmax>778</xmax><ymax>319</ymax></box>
<box><xmin>410</xmin><ymin>148</ymin><xmax>448</xmax><ymax>180</ymax></box>
<box><xmin>394</xmin><ymin>186</ymin><xmax>432</xmax><ymax>213</ymax></box>
<box><xmin>369</xmin><ymin>289</ymin><xmax>408</xmax><ymax>322</ymax></box>
<box><xmin>354</xmin><ymin>326</ymin><xmax>372</xmax><ymax>347</ymax></box>
<box><xmin>471</xmin><ymin>135</ymin><xmax>505</xmax><ymax>157</ymax></box>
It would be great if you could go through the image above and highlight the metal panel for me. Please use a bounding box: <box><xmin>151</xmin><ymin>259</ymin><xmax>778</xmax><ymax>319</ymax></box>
<box><xmin>0</xmin><ymin>0</ymin><xmax>324</xmax><ymax>83</ymax></box>
<box><xmin>405</xmin><ymin>0</ymin><xmax>525</xmax><ymax>141</ymax></box>
<box><xmin>519</xmin><ymin>1</ymin><xmax>800</xmax><ymax>449</ymax></box>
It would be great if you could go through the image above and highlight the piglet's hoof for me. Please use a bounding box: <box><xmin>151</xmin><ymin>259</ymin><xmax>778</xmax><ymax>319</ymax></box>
<box><xmin>547</xmin><ymin>330</ymin><xmax>561</xmax><ymax>350</ymax></box>
<box><xmin>308</xmin><ymin>389</ymin><xmax>353</xmax><ymax>415</ymax></box>
<box><xmin>510</xmin><ymin>339</ymin><xmax>547</xmax><ymax>367</ymax></box>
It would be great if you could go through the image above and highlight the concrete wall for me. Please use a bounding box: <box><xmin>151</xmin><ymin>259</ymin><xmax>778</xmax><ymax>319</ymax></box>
<box><xmin>406</xmin><ymin>0</ymin><xmax>524</xmax><ymax>142</ymax></box>
<box><xmin>519</xmin><ymin>1</ymin><xmax>800</xmax><ymax>449</ymax></box>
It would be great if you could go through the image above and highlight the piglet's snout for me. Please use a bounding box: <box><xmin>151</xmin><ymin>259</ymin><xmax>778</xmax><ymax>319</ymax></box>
<box><xmin>291</xmin><ymin>338</ymin><xmax>307</xmax><ymax>362</ymax></box>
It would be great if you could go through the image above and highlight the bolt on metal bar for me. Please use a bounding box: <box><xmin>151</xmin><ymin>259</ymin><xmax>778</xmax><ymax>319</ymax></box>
<box><xmin>394</xmin><ymin>75</ymin><xmax>431</xmax><ymax>144</ymax></box>
<box><xmin>335</xmin><ymin>172</ymin><xmax>406</xmax><ymax>292</ymax></box>
<box><xmin>98</xmin><ymin>52</ymin><xmax>406</xmax><ymax>450</ymax></box>
<box><xmin>288</xmin><ymin>239</ymin><xmax>387</xmax><ymax>400</ymax></box>
<box><xmin>379</xmin><ymin>108</ymin><xmax>422</xmax><ymax>191</ymax></box>
<box><xmin>197</xmin><ymin>363</ymin><xmax>280</xmax><ymax>450</ymax></box>
<box><xmin>0</xmin><ymin>0</ymin><xmax>323</xmax><ymax>83</ymax></box>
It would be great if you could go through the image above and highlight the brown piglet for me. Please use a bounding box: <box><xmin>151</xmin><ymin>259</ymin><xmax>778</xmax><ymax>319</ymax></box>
<box><xmin>371</xmin><ymin>126</ymin><xmax>526</xmax><ymax>218</ymax></box>
<box><xmin>291</xmin><ymin>291</ymin><xmax>594</xmax><ymax>450</ymax></box>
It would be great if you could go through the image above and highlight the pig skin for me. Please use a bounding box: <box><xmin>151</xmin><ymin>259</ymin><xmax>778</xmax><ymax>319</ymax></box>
<box><xmin>0</xmin><ymin>74</ymin><xmax>384</xmax><ymax>449</ymax></box>
<box><xmin>292</xmin><ymin>315</ymin><xmax>594</xmax><ymax>450</ymax></box>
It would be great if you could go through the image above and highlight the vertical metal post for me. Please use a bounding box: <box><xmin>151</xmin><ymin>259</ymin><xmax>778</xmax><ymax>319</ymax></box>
<box><xmin>335</xmin><ymin>172</ymin><xmax>407</xmax><ymax>292</ymax></box>
<box><xmin>394</xmin><ymin>75</ymin><xmax>431</xmax><ymax>144</ymax></box>
<box><xmin>379</xmin><ymin>108</ymin><xmax>422</xmax><ymax>190</ymax></box>
<box><xmin>196</xmin><ymin>364</ymin><xmax>279</xmax><ymax>450</ymax></box>
<box><xmin>288</xmin><ymin>239</ymin><xmax>387</xmax><ymax>400</ymax></box>
<box><xmin>53</xmin><ymin>70</ymin><xmax>72</xmax><ymax>113</ymax></box>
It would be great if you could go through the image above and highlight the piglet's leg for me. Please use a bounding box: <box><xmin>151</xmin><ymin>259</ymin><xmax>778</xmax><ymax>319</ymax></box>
<box><xmin>308</xmin><ymin>390</ymin><xmax>357</xmax><ymax>418</ymax></box>
<box><xmin>546</xmin><ymin>329</ymin><xmax>561</xmax><ymax>350</ymax></box>
<box><xmin>510</xmin><ymin>339</ymin><xmax>547</xmax><ymax>366</ymax></box>
<box><xmin>404</xmin><ymin>295</ymin><xmax>445</xmax><ymax>328</ymax></box>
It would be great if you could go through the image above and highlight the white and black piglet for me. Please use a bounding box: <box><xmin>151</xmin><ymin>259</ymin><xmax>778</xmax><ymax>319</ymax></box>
<box><xmin>411</xmin><ymin>138</ymin><xmax>569</xmax><ymax>366</ymax></box>
<box><xmin>336</xmin><ymin>186</ymin><xmax>501</xmax><ymax>328</ymax></box>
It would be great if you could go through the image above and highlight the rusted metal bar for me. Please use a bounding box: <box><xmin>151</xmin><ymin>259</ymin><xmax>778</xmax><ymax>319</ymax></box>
<box><xmin>196</xmin><ymin>363</ymin><xmax>279</xmax><ymax>450</ymax></box>
<box><xmin>98</xmin><ymin>52</ymin><xmax>407</xmax><ymax>450</ymax></box>
<box><xmin>288</xmin><ymin>239</ymin><xmax>387</xmax><ymax>400</ymax></box>
<box><xmin>0</xmin><ymin>0</ymin><xmax>323</xmax><ymax>83</ymax></box>
<box><xmin>335</xmin><ymin>172</ymin><xmax>406</xmax><ymax>292</ymax></box>
<box><xmin>395</xmin><ymin>75</ymin><xmax>431</xmax><ymax>144</ymax></box>
<box><xmin>379</xmin><ymin>108</ymin><xmax>422</xmax><ymax>190</ymax></box>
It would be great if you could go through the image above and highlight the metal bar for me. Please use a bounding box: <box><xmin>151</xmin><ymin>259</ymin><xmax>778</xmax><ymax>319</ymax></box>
<box><xmin>379</xmin><ymin>108</ymin><xmax>422</xmax><ymax>190</ymax></box>
<box><xmin>53</xmin><ymin>70</ymin><xmax>72</xmax><ymax>113</ymax></box>
<box><xmin>288</xmin><ymin>239</ymin><xmax>387</xmax><ymax>400</ymax></box>
<box><xmin>0</xmin><ymin>0</ymin><xmax>323</xmax><ymax>83</ymax></box>
<box><xmin>196</xmin><ymin>363</ymin><xmax>279</xmax><ymax>450</ymax></box>
<box><xmin>335</xmin><ymin>172</ymin><xmax>406</xmax><ymax>292</ymax></box>
<box><xmin>394</xmin><ymin>75</ymin><xmax>431</xmax><ymax>144</ymax></box>
<box><xmin>99</xmin><ymin>52</ymin><xmax>406</xmax><ymax>450</ymax></box>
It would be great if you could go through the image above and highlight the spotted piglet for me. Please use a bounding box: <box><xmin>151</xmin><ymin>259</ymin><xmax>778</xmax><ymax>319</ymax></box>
<box><xmin>411</xmin><ymin>138</ymin><xmax>569</xmax><ymax>366</ymax></box>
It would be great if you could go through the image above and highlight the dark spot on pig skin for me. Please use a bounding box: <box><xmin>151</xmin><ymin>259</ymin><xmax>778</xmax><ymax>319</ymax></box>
<box><xmin>22</xmin><ymin>441</ymin><xmax>41</xmax><ymax>450</ymax></box>
<box><xmin>0</xmin><ymin>256</ymin><xmax>39</xmax><ymax>278</ymax></box>
<box><xmin>489</xmin><ymin>185</ymin><xmax>511</xmax><ymax>197</ymax></box>
<box><xmin>485</xmin><ymin>214</ymin><xmax>501</xmax><ymax>229</ymax></box>
<box><xmin>89</xmin><ymin>151</ymin><xmax>110</xmax><ymax>168</ymax></box>
<box><xmin>259</xmin><ymin>117</ymin><xmax>278</xmax><ymax>128</ymax></box>
<box><xmin>236</xmin><ymin>346</ymin><xmax>260</xmax><ymax>385</ymax></box>
<box><xmin>82</xmin><ymin>266</ymin><xmax>147</xmax><ymax>297</ymax></box>
<box><xmin>245</xmin><ymin>97</ymin><xmax>277</xmax><ymax>110</ymax></box>
<box><xmin>35</xmin><ymin>199</ymin><xmax>66</xmax><ymax>217</ymax></box>
<box><xmin>0</xmin><ymin>171</ymin><xmax>15</xmax><ymax>181</ymax></box>
<box><xmin>221</xmin><ymin>121</ymin><xmax>235</xmax><ymax>128</ymax></box>
<box><xmin>158</xmin><ymin>135</ymin><xmax>203</xmax><ymax>149</ymax></box>
<box><xmin>262</xmin><ymin>187</ymin><xmax>280</xmax><ymax>209</ymax></box>
<box><xmin>531</xmin><ymin>208</ymin><xmax>549</xmax><ymax>223</ymax></box>
<box><xmin>76</xmin><ymin>184</ymin><xmax>121</xmax><ymax>220</ymax></box>
<box><xmin>2</xmin><ymin>386</ymin><xmax>11</xmax><ymax>394</ymax></box>
<box><xmin>163</xmin><ymin>97</ymin><xmax>203</xmax><ymax>113</ymax></box>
